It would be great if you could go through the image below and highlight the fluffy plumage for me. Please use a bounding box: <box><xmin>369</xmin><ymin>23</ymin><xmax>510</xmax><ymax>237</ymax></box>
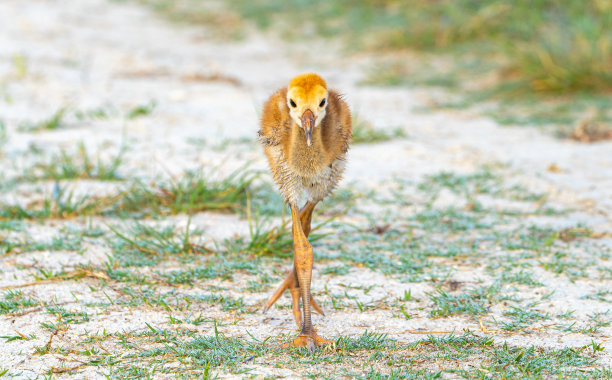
<box><xmin>258</xmin><ymin>74</ymin><xmax>352</xmax><ymax>206</ymax></box>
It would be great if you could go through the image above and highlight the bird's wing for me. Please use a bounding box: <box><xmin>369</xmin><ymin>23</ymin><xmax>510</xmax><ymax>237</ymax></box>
<box><xmin>323</xmin><ymin>89</ymin><xmax>353</xmax><ymax>156</ymax></box>
<box><xmin>259</xmin><ymin>88</ymin><xmax>291</xmax><ymax>147</ymax></box>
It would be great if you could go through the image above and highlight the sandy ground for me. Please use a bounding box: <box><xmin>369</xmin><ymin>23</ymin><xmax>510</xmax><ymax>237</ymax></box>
<box><xmin>0</xmin><ymin>0</ymin><xmax>611</xmax><ymax>378</ymax></box>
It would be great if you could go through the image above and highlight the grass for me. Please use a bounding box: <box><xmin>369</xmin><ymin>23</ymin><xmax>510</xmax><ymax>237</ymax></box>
<box><xmin>107</xmin><ymin>222</ymin><xmax>198</xmax><ymax>266</ymax></box>
<box><xmin>108</xmin><ymin>167</ymin><xmax>261</xmax><ymax>217</ymax></box>
<box><xmin>2</xmin><ymin>150</ymin><xmax>610</xmax><ymax>376</ymax></box>
<box><xmin>126</xmin><ymin>100</ymin><xmax>156</xmax><ymax>119</ymax></box>
<box><xmin>225</xmin><ymin>204</ymin><xmax>328</xmax><ymax>257</ymax></box>
<box><xmin>19</xmin><ymin>108</ymin><xmax>67</xmax><ymax>132</ymax></box>
<box><xmin>411</xmin><ymin>207</ymin><xmax>492</xmax><ymax>233</ymax></box>
<box><xmin>0</xmin><ymin>182</ymin><xmax>111</xmax><ymax>220</ymax></box>
<box><xmin>15</xmin><ymin>101</ymin><xmax>157</xmax><ymax>134</ymax></box>
<box><xmin>351</xmin><ymin>116</ymin><xmax>406</xmax><ymax>144</ymax></box>
<box><xmin>496</xmin><ymin>302</ymin><xmax>552</xmax><ymax>332</ymax></box>
<box><xmin>1</xmin><ymin>176</ymin><xmax>610</xmax><ymax>377</ymax></box>
<box><xmin>1</xmin><ymin>230</ymin><xmax>82</xmax><ymax>255</ymax></box>
<box><xmin>0</xmin><ymin>166</ymin><xmax>280</xmax><ymax>220</ymax></box>
<box><xmin>25</xmin><ymin>327</ymin><xmax>606</xmax><ymax>378</ymax></box>
<box><xmin>21</xmin><ymin>141</ymin><xmax>124</xmax><ymax>181</ymax></box>
<box><xmin>45</xmin><ymin>303</ymin><xmax>90</xmax><ymax>325</ymax></box>
<box><xmin>428</xmin><ymin>284</ymin><xmax>503</xmax><ymax>317</ymax></box>
<box><xmin>5</xmin><ymin>3</ymin><xmax>612</xmax><ymax>376</ymax></box>
<box><xmin>247</xmin><ymin>1</ymin><xmax>611</xmax><ymax>93</ymax></box>
<box><xmin>142</xmin><ymin>0</ymin><xmax>612</xmax><ymax>135</ymax></box>
<box><xmin>0</xmin><ymin>290</ymin><xmax>39</xmax><ymax>314</ymax></box>
<box><xmin>0</xmin><ymin>120</ymin><xmax>7</xmax><ymax>151</ymax></box>
<box><xmin>417</xmin><ymin>333</ymin><xmax>601</xmax><ymax>379</ymax></box>
<box><xmin>138</xmin><ymin>0</ymin><xmax>244</xmax><ymax>39</ymax></box>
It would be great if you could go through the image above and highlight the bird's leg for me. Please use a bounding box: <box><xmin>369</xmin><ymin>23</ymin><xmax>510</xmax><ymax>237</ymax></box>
<box><xmin>262</xmin><ymin>201</ymin><xmax>324</xmax><ymax>329</ymax></box>
<box><xmin>282</xmin><ymin>204</ymin><xmax>331</xmax><ymax>350</ymax></box>
<box><xmin>297</xmin><ymin>202</ymin><xmax>326</xmax><ymax>318</ymax></box>
<box><xmin>299</xmin><ymin>201</ymin><xmax>316</xmax><ymax>237</ymax></box>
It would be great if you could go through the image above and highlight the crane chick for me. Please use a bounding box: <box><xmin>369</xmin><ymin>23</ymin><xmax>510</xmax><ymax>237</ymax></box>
<box><xmin>259</xmin><ymin>73</ymin><xmax>352</xmax><ymax>350</ymax></box>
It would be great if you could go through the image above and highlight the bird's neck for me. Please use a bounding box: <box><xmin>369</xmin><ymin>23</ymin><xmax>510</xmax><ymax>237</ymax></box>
<box><xmin>287</xmin><ymin>123</ymin><xmax>328</xmax><ymax>176</ymax></box>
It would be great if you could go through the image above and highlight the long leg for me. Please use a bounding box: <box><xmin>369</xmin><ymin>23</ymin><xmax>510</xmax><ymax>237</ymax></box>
<box><xmin>286</xmin><ymin>203</ymin><xmax>330</xmax><ymax>349</ymax></box>
<box><xmin>262</xmin><ymin>202</ymin><xmax>324</xmax><ymax>328</ymax></box>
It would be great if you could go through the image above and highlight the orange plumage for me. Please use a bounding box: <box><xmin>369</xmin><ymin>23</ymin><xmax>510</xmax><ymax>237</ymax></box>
<box><xmin>259</xmin><ymin>73</ymin><xmax>352</xmax><ymax>206</ymax></box>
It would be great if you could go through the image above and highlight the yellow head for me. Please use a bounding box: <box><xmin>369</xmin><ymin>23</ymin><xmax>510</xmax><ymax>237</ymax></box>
<box><xmin>286</xmin><ymin>73</ymin><xmax>328</xmax><ymax>146</ymax></box>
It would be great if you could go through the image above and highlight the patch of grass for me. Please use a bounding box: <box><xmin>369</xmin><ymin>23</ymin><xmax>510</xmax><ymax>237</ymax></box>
<box><xmin>185</xmin><ymin>293</ymin><xmax>248</xmax><ymax>313</ymax></box>
<box><xmin>332</xmin><ymin>231</ymin><xmax>437</xmax><ymax>282</ymax></box>
<box><xmin>237</xmin><ymin>216</ymin><xmax>296</xmax><ymax>257</ymax></box>
<box><xmin>429</xmin><ymin>284</ymin><xmax>503</xmax><ymax>317</ymax></box>
<box><xmin>0</xmin><ymin>290</ymin><xmax>38</xmax><ymax>314</ymax></box>
<box><xmin>0</xmin><ymin>120</ymin><xmax>7</xmax><ymax>151</ymax></box>
<box><xmin>1</xmin><ymin>231</ymin><xmax>82</xmax><ymax>255</ymax></box>
<box><xmin>582</xmin><ymin>289</ymin><xmax>612</xmax><ymax>303</ymax></box>
<box><xmin>0</xmin><ymin>220</ymin><xmax>24</xmax><ymax>232</ymax></box>
<box><xmin>418</xmin><ymin>168</ymin><xmax>500</xmax><ymax>200</ymax></box>
<box><xmin>108</xmin><ymin>167</ymin><xmax>260</xmax><ymax>217</ymax></box>
<box><xmin>340</xmin><ymin>367</ymin><xmax>441</xmax><ymax>379</ymax></box>
<box><xmin>557</xmin><ymin>310</ymin><xmax>612</xmax><ymax>335</ymax></box>
<box><xmin>25</xmin><ymin>320</ymin><xmax>608</xmax><ymax>379</ymax></box>
<box><xmin>539</xmin><ymin>250</ymin><xmax>591</xmax><ymax>281</ymax></box>
<box><xmin>223</xmin><ymin>210</ymin><xmax>327</xmax><ymax>258</ymax></box>
<box><xmin>45</xmin><ymin>304</ymin><xmax>90</xmax><ymax>325</ymax></box>
<box><xmin>74</xmin><ymin>104</ymin><xmax>118</xmax><ymax>121</ymax></box>
<box><xmin>21</xmin><ymin>141</ymin><xmax>124</xmax><ymax>181</ymax></box>
<box><xmin>229</xmin><ymin>1</ymin><xmax>612</xmax><ymax>93</ymax></box>
<box><xmin>412</xmin><ymin>207</ymin><xmax>491</xmax><ymax>233</ymax></box>
<box><xmin>1</xmin><ymin>167</ymin><xmax>285</xmax><ymax>220</ymax></box>
<box><xmin>321</xmin><ymin>264</ymin><xmax>350</xmax><ymax>276</ymax></box>
<box><xmin>244</xmin><ymin>181</ymin><xmax>284</xmax><ymax>216</ymax></box>
<box><xmin>317</xmin><ymin>186</ymin><xmax>361</xmax><ymax>215</ymax></box>
<box><xmin>126</xmin><ymin>100</ymin><xmax>156</xmax><ymax>119</ymax></box>
<box><xmin>19</xmin><ymin>107</ymin><xmax>67</xmax><ymax>132</ymax></box>
<box><xmin>497</xmin><ymin>303</ymin><xmax>551</xmax><ymax>331</ymax></box>
<box><xmin>138</xmin><ymin>0</ymin><xmax>245</xmax><ymax>39</ymax></box>
<box><xmin>107</xmin><ymin>221</ymin><xmax>206</xmax><ymax>267</ymax></box>
<box><xmin>108</xmin><ymin>322</ymin><xmax>268</xmax><ymax>377</ymax></box>
<box><xmin>498</xmin><ymin>270</ymin><xmax>544</xmax><ymax>287</ymax></box>
<box><xmin>0</xmin><ymin>183</ymin><xmax>111</xmax><ymax>220</ymax></box>
<box><xmin>162</xmin><ymin>254</ymin><xmax>261</xmax><ymax>284</ymax></box>
<box><xmin>497</xmin><ymin>225</ymin><xmax>568</xmax><ymax>251</ymax></box>
<box><xmin>420</xmin><ymin>333</ymin><xmax>599</xmax><ymax>378</ymax></box>
<box><xmin>211</xmin><ymin>136</ymin><xmax>256</xmax><ymax>152</ymax></box>
<box><xmin>171</xmin><ymin>0</ymin><xmax>612</xmax><ymax>134</ymax></box>
<box><xmin>351</xmin><ymin>116</ymin><xmax>406</xmax><ymax>144</ymax></box>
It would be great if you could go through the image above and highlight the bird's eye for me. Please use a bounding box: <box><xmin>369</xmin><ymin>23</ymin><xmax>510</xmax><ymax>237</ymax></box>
<box><xmin>319</xmin><ymin>98</ymin><xmax>326</xmax><ymax>107</ymax></box>
<box><xmin>289</xmin><ymin>99</ymin><xmax>297</xmax><ymax>108</ymax></box>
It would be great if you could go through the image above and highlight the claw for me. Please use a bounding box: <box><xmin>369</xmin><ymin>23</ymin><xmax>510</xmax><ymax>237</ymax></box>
<box><xmin>281</xmin><ymin>332</ymin><xmax>333</xmax><ymax>351</ymax></box>
<box><xmin>306</xmin><ymin>337</ymin><xmax>316</xmax><ymax>352</ymax></box>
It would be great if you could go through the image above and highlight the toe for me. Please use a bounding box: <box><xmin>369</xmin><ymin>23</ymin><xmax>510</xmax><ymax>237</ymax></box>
<box><xmin>281</xmin><ymin>333</ymin><xmax>333</xmax><ymax>351</ymax></box>
<box><xmin>290</xmin><ymin>288</ymin><xmax>302</xmax><ymax>329</ymax></box>
<box><xmin>310</xmin><ymin>294</ymin><xmax>325</xmax><ymax>316</ymax></box>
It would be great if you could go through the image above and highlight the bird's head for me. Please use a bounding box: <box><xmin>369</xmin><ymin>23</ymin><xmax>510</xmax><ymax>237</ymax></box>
<box><xmin>286</xmin><ymin>73</ymin><xmax>328</xmax><ymax>146</ymax></box>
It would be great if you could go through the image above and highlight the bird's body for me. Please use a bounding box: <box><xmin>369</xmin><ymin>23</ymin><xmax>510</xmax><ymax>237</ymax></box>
<box><xmin>260</xmin><ymin>86</ymin><xmax>351</xmax><ymax>206</ymax></box>
<box><xmin>259</xmin><ymin>73</ymin><xmax>352</xmax><ymax>349</ymax></box>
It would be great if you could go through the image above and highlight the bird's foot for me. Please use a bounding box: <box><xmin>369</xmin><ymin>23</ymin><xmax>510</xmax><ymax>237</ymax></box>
<box><xmin>263</xmin><ymin>271</ymin><xmax>324</xmax><ymax>328</ymax></box>
<box><xmin>281</xmin><ymin>331</ymin><xmax>333</xmax><ymax>352</ymax></box>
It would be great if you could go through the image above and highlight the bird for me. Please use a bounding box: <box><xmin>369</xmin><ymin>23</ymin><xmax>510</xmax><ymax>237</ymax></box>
<box><xmin>258</xmin><ymin>73</ymin><xmax>352</xmax><ymax>350</ymax></box>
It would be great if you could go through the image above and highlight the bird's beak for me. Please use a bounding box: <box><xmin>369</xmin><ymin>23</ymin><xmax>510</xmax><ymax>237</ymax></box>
<box><xmin>301</xmin><ymin>109</ymin><xmax>315</xmax><ymax>146</ymax></box>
